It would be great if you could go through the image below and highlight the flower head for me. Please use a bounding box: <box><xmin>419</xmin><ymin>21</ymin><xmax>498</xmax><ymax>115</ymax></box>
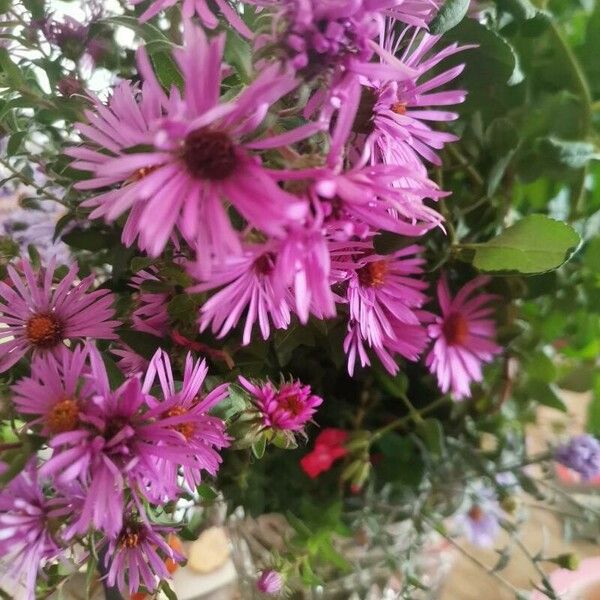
<box><xmin>555</xmin><ymin>434</ymin><xmax>600</xmax><ymax>480</ymax></box>
<box><xmin>239</xmin><ymin>376</ymin><xmax>323</xmax><ymax>432</ymax></box>
<box><xmin>256</xmin><ymin>569</ymin><xmax>284</xmax><ymax>595</ymax></box>
<box><xmin>11</xmin><ymin>345</ymin><xmax>92</xmax><ymax>436</ymax></box>
<box><xmin>0</xmin><ymin>464</ymin><xmax>67</xmax><ymax>600</ymax></box>
<box><xmin>455</xmin><ymin>486</ymin><xmax>503</xmax><ymax>548</ymax></box>
<box><xmin>0</xmin><ymin>259</ymin><xmax>119</xmax><ymax>373</ymax></box>
<box><xmin>70</xmin><ymin>22</ymin><xmax>311</xmax><ymax>266</ymax></box>
<box><xmin>105</xmin><ymin>514</ymin><xmax>183</xmax><ymax>595</ymax></box>
<box><xmin>300</xmin><ymin>428</ymin><xmax>348</xmax><ymax>478</ymax></box>
<box><xmin>130</xmin><ymin>269</ymin><xmax>170</xmax><ymax>337</ymax></box>
<box><xmin>426</xmin><ymin>275</ymin><xmax>501</xmax><ymax>400</ymax></box>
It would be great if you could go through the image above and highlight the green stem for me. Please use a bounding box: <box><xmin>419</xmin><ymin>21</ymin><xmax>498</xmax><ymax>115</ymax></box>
<box><xmin>446</xmin><ymin>144</ymin><xmax>485</xmax><ymax>188</ymax></box>
<box><xmin>371</xmin><ymin>396</ymin><xmax>450</xmax><ymax>441</ymax></box>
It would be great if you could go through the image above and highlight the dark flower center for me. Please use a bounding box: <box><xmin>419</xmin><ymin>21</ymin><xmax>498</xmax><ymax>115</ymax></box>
<box><xmin>182</xmin><ymin>128</ymin><xmax>237</xmax><ymax>181</ymax></box>
<box><xmin>165</xmin><ymin>405</ymin><xmax>195</xmax><ymax>440</ymax></box>
<box><xmin>47</xmin><ymin>398</ymin><xmax>79</xmax><ymax>433</ymax></box>
<box><xmin>442</xmin><ymin>312</ymin><xmax>469</xmax><ymax>346</ymax></box>
<box><xmin>391</xmin><ymin>102</ymin><xmax>407</xmax><ymax>115</ymax></box>
<box><xmin>468</xmin><ymin>505</ymin><xmax>484</xmax><ymax>522</ymax></box>
<box><xmin>26</xmin><ymin>313</ymin><xmax>64</xmax><ymax>348</ymax></box>
<box><xmin>357</xmin><ymin>261</ymin><xmax>388</xmax><ymax>288</ymax></box>
<box><xmin>278</xmin><ymin>393</ymin><xmax>304</xmax><ymax>416</ymax></box>
<box><xmin>254</xmin><ymin>253</ymin><xmax>276</xmax><ymax>276</ymax></box>
<box><xmin>118</xmin><ymin>522</ymin><xmax>145</xmax><ymax>549</ymax></box>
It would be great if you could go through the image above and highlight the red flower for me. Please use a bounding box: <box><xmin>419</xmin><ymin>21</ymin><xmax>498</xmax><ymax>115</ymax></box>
<box><xmin>300</xmin><ymin>429</ymin><xmax>348</xmax><ymax>479</ymax></box>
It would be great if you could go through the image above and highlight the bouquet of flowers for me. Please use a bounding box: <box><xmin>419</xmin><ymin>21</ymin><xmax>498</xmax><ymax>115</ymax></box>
<box><xmin>1</xmin><ymin>0</ymin><xmax>600</xmax><ymax>598</ymax></box>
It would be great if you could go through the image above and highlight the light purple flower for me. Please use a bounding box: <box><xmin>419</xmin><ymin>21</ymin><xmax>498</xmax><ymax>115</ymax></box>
<box><xmin>256</xmin><ymin>569</ymin><xmax>284</xmax><ymax>595</ymax></box>
<box><xmin>356</xmin><ymin>25</ymin><xmax>470</xmax><ymax>167</ymax></box>
<box><xmin>130</xmin><ymin>268</ymin><xmax>170</xmax><ymax>337</ymax></box>
<box><xmin>11</xmin><ymin>345</ymin><xmax>91</xmax><ymax>436</ymax></box>
<box><xmin>105</xmin><ymin>513</ymin><xmax>183</xmax><ymax>595</ymax></box>
<box><xmin>0</xmin><ymin>465</ymin><xmax>67</xmax><ymax>600</ymax></box>
<box><xmin>0</xmin><ymin>259</ymin><xmax>119</xmax><ymax>373</ymax></box>
<box><xmin>555</xmin><ymin>434</ymin><xmax>600</xmax><ymax>480</ymax></box>
<box><xmin>426</xmin><ymin>276</ymin><xmax>502</xmax><ymax>400</ymax></box>
<box><xmin>142</xmin><ymin>349</ymin><xmax>230</xmax><ymax>492</ymax></box>
<box><xmin>239</xmin><ymin>376</ymin><xmax>323</xmax><ymax>432</ymax></box>
<box><xmin>455</xmin><ymin>487</ymin><xmax>503</xmax><ymax>548</ymax></box>
<box><xmin>69</xmin><ymin>22</ymin><xmax>312</xmax><ymax>266</ymax></box>
<box><xmin>132</xmin><ymin>0</ymin><xmax>252</xmax><ymax>37</ymax></box>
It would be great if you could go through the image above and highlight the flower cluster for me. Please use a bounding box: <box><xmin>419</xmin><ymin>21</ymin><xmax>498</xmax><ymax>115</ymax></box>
<box><xmin>69</xmin><ymin>1</ymin><xmax>499</xmax><ymax>400</ymax></box>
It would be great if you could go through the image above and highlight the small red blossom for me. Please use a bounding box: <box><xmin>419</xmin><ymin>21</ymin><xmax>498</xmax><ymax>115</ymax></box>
<box><xmin>300</xmin><ymin>428</ymin><xmax>348</xmax><ymax>479</ymax></box>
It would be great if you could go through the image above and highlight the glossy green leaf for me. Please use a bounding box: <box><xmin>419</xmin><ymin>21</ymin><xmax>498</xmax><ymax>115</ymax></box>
<box><xmin>470</xmin><ymin>215</ymin><xmax>580</xmax><ymax>274</ymax></box>
<box><xmin>429</xmin><ymin>0</ymin><xmax>470</xmax><ymax>34</ymax></box>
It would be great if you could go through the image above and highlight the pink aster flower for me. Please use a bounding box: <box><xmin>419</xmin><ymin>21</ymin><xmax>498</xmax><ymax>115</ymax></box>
<box><xmin>239</xmin><ymin>376</ymin><xmax>323</xmax><ymax>432</ymax></box>
<box><xmin>0</xmin><ymin>259</ymin><xmax>119</xmax><ymax>373</ymax></box>
<box><xmin>455</xmin><ymin>486</ymin><xmax>503</xmax><ymax>548</ymax></box>
<box><xmin>70</xmin><ymin>22</ymin><xmax>312</xmax><ymax>265</ymax></box>
<box><xmin>0</xmin><ymin>464</ymin><xmax>68</xmax><ymax>600</ymax></box>
<box><xmin>142</xmin><ymin>349</ymin><xmax>230</xmax><ymax>492</ymax></box>
<box><xmin>334</xmin><ymin>242</ymin><xmax>430</xmax><ymax>375</ymax></box>
<box><xmin>132</xmin><ymin>0</ymin><xmax>252</xmax><ymax>38</ymax></box>
<box><xmin>426</xmin><ymin>275</ymin><xmax>502</xmax><ymax>400</ymax></box>
<box><xmin>11</xmin><ymin>345</ymin><xmax>91</xmax><ymax>437</ymax></box>
<box><xmin>256</xmin><ymin>569</ymin><xmax>284</xmax><ymax>595</ymax></box>
<box><xmin>356</xmin><ymin>25</ymin><xmax>470</xmax><ymax>167</ymax></box>
<box><xmin>105</xmin><ymin>513</ymin><xmax>183</xmax><ymax>595</ymax></box>
<box><xmin>40</xmin><ymin>346</ymin><xmax>210</xmax><ymax>538</ymax></box>
<box><xmin>190</xmin><ymin>243</ymin><xmax>292</xmax><ymax>345</ymax></box>
<box><xmin>112</xmin><ymin>343</ymin><xmax>150</xmax><ymax>376</ymax></box>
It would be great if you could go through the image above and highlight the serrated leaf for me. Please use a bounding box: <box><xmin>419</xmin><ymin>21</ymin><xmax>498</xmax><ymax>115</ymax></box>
<box><xmin>429</xmin><ymin>0</ymin><xmax>470</xmax><ymax>34</ymax></box>
<box><xmin>470</xmin><ymin>215</ymin><xmax>580</xmax><ymax>275</ymax></box>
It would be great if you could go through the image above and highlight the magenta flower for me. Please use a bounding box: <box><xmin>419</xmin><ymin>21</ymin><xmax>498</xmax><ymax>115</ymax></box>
<box><xmin>112</xmin><ymin>343</ymin><xmax>150</xmax><ymax>376</ymax></box>
<box><xmin>0</xmin><ymin>465</ymin><xmax>67</xmax><ymax>600</ymax></box>
<box><xmin>132</xmin><ymin>0</ymin><xmax>252</xmax><ymax>38</ymax></box>
<box><xmin>256</xmin><ymin>569</ymin><xmax>284</xmax><ymax>595</ymax></box>
<box><xmin>70</xmin><ymin>22</ymin><xmax>312</xmax><ymax>264</ymax></box>
<box><xmin>130</xmin><ymin>269</ymin><xmax>170</xmax><ymax>337</ymax></box>
<box><xmin>0</xmin><ymin>259</ymin><xmax>119</xmax><ymax>373</ymax></box>
<box><xmin>334</xmin><ymin>242</ymin><xmax>429</xmax><ymax>375</ymax></box>
<box><xmin>191</xmin><ymin>243</ymin><xmax>292</xmax><ymax>345</ymax></box>
<box><xmin>239</xmin><ymin>376</ymin><xmax>323</xmax><ymax>432</ymax></box>
<box><xmin>357</xmin><ymin>26</ymin><xmax>469</xmax><ymax>167</ymax></box>
<box><xmin>142</xmin><ymin>349</ymin><xmax>230</xmax><ymax>491</ymax></box>
<box><xmin>11</xmin><ymin>345</ymin><xmax>91</xmax><ymax>436</ymax></box>
<box><xmin>426</xmin><ymin>276</ymin><xmax>502</xmax><ymax>400</ymax></box>
<box><xmin>105</xmin><ymin>514</ymin><xmax>183</xmax><ymax>595</ymax></box>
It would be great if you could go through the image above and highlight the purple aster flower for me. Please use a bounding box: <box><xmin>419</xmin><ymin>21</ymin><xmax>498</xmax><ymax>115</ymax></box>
<box><xmin>11</xmin><ymin>345</ymin><xmax>92</xmax><ymax>437</ymax></box>
<box><xmin>190</xmin><ymin>243</ymin><xmax>292</xmax><ymax>345</ymax></box>
<box><xmin>39</xmin><ymin>346</ymin><xmax>211</xmax><ymax>538</ymax></box>
<box><xmin>426</xmin><ymin>275</ymin><xmax>502</xmax><ymax>400</ymax></box>
<box><xmin>0</xmin><ymin>464</ymin><xmax>68</xmax><ymax>600</ymax></box>
<box><xmin>333</xmin><ymin>241</ymin><xmax>429</xmax><ymax>375</ymax></box>
<box><xmin>239</xmin><ymin>376</ymin><xmax>323</xmax><ymax>432</ymax></box>
<box><xmin>256</xmin><ymin>569</ymin><xmax>284</xmax><ymax>595</ymax></box>
<box><xmin>42</xmin><ymin>16</ymin><xmax>89</xmax><ymax>60</ymax></box>
<box><xmin>0</xmin><ymin>259</ymin><xmax>119</xmax><ymax>373</ymax></box>
<box><xmin>105</xmin><ymin>513</ymin><xmax>183</xmax><ymax>595</ymax></box>
<box><xmin>112</xmin><ymin>343</ymin><xmax>150</xmax><ymax>376</ymax></box>
<box><xmin>355</xmin><ymin>25</ymin><xmax>470</xmax><ymax>167</ymax></box>
<box><xmin>555</xmin><ymin>434</ymin><xmax>600</xmax><ymax>480</ymax></box>
<box><xmin>69</xmin><ymin>22</ymin><xmax>313</xmax><ymax>266</ymax></box>
<box><xmin>132</xmin><ymin>0</ymin><xmax>252</xmax><ymax>38</ymax></box>
<box><xmin>455</xmin><ymin>486</ymin><xmax>503</xmax><ymax>548</ymax></box>
<box><xmin>142</xmin><ymin>349</ymin><xmax>230</xmax><ymax>492</ymax></box>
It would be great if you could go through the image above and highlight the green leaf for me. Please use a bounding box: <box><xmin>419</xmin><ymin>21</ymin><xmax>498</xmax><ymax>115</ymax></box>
<box><xmin>62</xmin><ymin>228</ymin><xmax>115</xmax><ymax>251</ymax></box>
<box><xmin>150</xmin><ymin>51</ymin><xmax>183</xmax><ymax>91</ymax></box>
<box><xmin>417</xmin><ymin>418</ymin><xmax>446</xmax><ymax>457</ymax></box>
<box><xmin>429</xmin><ymin>0</ymin><xmax>470</xmax><ymax>34</ymax></box>
<box><xmin>587</xmin><ymin>377</ymin><xmax>600</xmax><ymax>436</ymax></box>
<box><xmin>160</xmin><ymin>580</ymin><xmax>178</xmax><ymax>600</ymax></box>
<box><xmin>224</xmin><ymin>31</ymin><xmax>253</xmax><ymax>83</ymax></box>
<box><xmin>470</xmin><ymin>215</ymin><xmax>580</xmax><ymax>275</ymax></box>
<box><xmin>0</xmin><ymin>48</ymin><xmax>27</xmax><ymax>89</ymax></box>
<box><xmin>528</xmin><ymin>382</ymin><xmax>567</xmax><ymax>412</ymax></box>
<box><xmin>130</xmin><ymin>256</ymin><xmax>155</xmax><ymax>273</ymax></box>
<box><xmin>251</xmin><ymin>435</ymin><xmax>266</xmax><ymax>459</ymax></box>
<box><xmin>196</xmin><ymin>483</ymin><xmax>218</xmax><ymax>502</ymax></box>
<box><xmin>374</xmin><ymin>369</ymin><xmax>408</xmax><ymax>398</ymax></box>
<box><xmin>7</xmin><ymin>131</ymin><xmax>26</xmax><ymax>156</ymax></box>
<box><xmin>101</xmin><ymin>352</ymin><xmax>125</xmax><ymax>389</ymax></box>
